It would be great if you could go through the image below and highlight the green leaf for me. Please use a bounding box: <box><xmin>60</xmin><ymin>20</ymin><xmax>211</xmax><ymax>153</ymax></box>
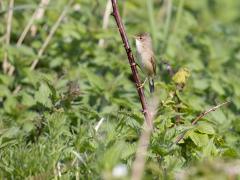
<box><xmin>21</xmin><ymin>92</ymin><xmax>35</xmax><ymax>107</ymax></box>
<box><xmin>5</xmin><ymin>44</ymin><xmax>36</xmax><ymax>65</ymax></box>
<box><xmin>3</xmin><ymin>96</ymin><xmax>18</xmax><ymax>114</ymax></box>
<box><xmin>188</xmin><ymin>131</ymin><xmax>209</xmax><ymax>147</ymax></box>
<box><xmin>1</xmin><ymin>127</ymin><xmax>20</xmax><ymax>139</ymax></box>
<box><xmin>210</xmin><ymin>109</ymin><xmax>227</xmax><ymax>124</ymax></box>
<box><xmin>203</xmin><ymin>138</ymin><xmax>218</xmax><ymax>157</ymax></box>
<box><xmin>211</xmin><ymin>80</ymin><xmax>225</xmax><ymax>95</ymax></box>
<box><xmin>34</xmin><ymin>83</ymin><xmax>52</xmax><ymax>108</ymax></box>
<box><xmin>193</xmin><ymin>78</ymin><xmax>209</xmax><ymax>91</ymax></box>
<box><xmin>196</xmin><ymin>122</ymin><xmax>215</xmax><ymax>134</ymax></box>
<box><xmin>0</xmin><ymin>85</ymin><xmax>10</xmax><ymax>97</ymax></box>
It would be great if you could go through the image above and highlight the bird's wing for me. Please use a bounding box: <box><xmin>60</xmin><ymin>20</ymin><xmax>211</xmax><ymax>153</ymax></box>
<box><xmin>151</xmin><ymin>56</ymin><xmax>156</xmax><ymax>75</ymax></box>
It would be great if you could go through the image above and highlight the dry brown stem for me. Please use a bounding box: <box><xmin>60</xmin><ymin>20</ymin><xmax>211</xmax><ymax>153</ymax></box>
<box><xmin>8</xmin><ymin>0</ymin><xmax>50</xmax><ymax>76</ymax></box>
<box><xmin>175</xmin><ymin>101</ymin><xmax>230</xmax><ymax>144</ymax></box>
<box><xmin>98</xmin><ymin>0</ymin><xmax>112</xmax><ymax>47</ymax></box>
<box><xmin>13</xmin><ymin>0</ymin><xmax>73</xmax><ymax>94</ymax></box>
<box><xmin>2</xmin><ymin>0</ymin><xmax>14</xmax><ymax>74</ymax></box>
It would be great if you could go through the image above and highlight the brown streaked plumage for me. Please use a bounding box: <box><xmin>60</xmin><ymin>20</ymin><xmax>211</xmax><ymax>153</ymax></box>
<box><xmin>134</xmin><ymin>33</ymin><xmax>156</xmax><ymax>93</ymax></box>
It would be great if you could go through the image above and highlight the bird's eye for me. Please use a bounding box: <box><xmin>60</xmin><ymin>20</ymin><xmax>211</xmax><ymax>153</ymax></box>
<box><xmin>140</xmin><ymin>37</ymin><xmax>142</xmax><ymax>40</ymax></box>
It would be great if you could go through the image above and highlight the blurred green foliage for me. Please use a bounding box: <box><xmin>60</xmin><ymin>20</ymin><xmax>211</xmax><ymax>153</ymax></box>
<box><xmin>0</xmin><ymin>0</ymin><xmax>240</xmax><ymax>179</ymax></box>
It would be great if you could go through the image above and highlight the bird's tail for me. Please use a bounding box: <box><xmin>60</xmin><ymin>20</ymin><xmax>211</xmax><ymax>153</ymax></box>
<box><xmin>149</xmin><ymin>78</ymin><xmax>154</xmax><ymax>93</ymax></box>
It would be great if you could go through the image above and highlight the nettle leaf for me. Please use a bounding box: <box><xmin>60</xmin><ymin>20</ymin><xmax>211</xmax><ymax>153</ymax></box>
<box><xmin>196</xmin><ymin>122</ymin><xmax>215</xmax><ymax>135</ymax></box>
<box><xmin>45</xmin><ymin>80</ymin><xmax>58</xmax><ymax>103</ymax></box>
<box><xmin>121</xmin><ymin>143</ymin><xmax>136</xmax><ymax>160</ymax></box>
<box><xmin>5</xmin><ymin>44</ymin><xmax>36</xmax><ymax>65</ymax></box>
<box><xmin>101</xmin><ymin>141</ymin><xmax>126</xmax><ymax>170</ymax></box>
<box><xmin>164</xmin><ymin>128</ymin><xmax>176</xmax><ymax>141</ymax></box>
<box><xmin>188</xmin><ymin>131</ymin><xmax>209</xmax><ymax>147</ymax></box>
<box><xmin>1</xmin><ymin>127</ymin><xmax>20</xmax><ymax>139</ymax></box>
<box><xmin>22</xmin><ymin>121</ymin><xmax>35</xmax><ymax>133</ymax></box>
<box><xmin>21</xmin><ymin>92</ymin><xmax>35</xmax><ymax>107</ymax></box>
<box><xmin>211</xmin><ymin>80</ymin><xmax>225</xmax><ymax>95</ymax></box>
<box><xmin>34</xmin><ymin>83</ymin><xmax>52</xmax><ymax>108</ymax></box>
<box><xmin>0</xmin><ymin>74</ymin><xmax>14</xmax><ymax>85</ymax></box>
<box><xmin>203</xmin><ymin>138</ymin><xmax>218</xmax><ymax>157</ymax></box>
<box><xmin>80</xmin><ymin>68</ymin><xmax>106</xmax><ymax>90</ymax></box>
<box><xmin>193</xmin><ymin>78</ymin><xmax>209</xmax><ymax>91</ymax></box>
<box><xmin>3</xmin><ymin>96</ymin><xmax>18</xmax><ymax>114</ymax></box>
<box><xmin>20</xmin><ymin>68</ymin><xmax>41</xmax><ymax>87</ymax></box>
<box><xmin>0</xmin><ymin>85</ymin><xmax>11</xmax><ymax>97</ymax></box>
<box><xmin>210</xmin><ymin>109</ymin><xmax>227</xmax><ymax>124</ymax></box>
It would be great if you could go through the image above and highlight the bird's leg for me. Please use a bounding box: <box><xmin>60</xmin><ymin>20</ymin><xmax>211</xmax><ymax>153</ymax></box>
<box><xmin>137</xmin><ymin>78</ymin><xmax>148</xmax><ymax>89</ymax></box>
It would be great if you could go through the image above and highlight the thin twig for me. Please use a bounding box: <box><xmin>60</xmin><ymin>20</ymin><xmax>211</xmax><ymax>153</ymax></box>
<box><xmin>175</xmin><ymin>101</ymin><xmax>230</xmax><ymax>144</ymax></box>
<box><xmin>30</xmin><ymin>1</ymin><xmax>70</xmax><ymax>71</ymax></box>
<box><xmin>191</xmin><ymin>101</ymin><xmax>230</xmax><ymax>125</ymax></box>
<box><xmin>16</xmin><ymin>0</ymin><xmax>50</xmax><ymax>47</ymax></box>
<box><xmin>13</xmin><ymin>0</ymin><xmax>73</xmax><ymax>94</ymax></box>
<box><xmin>8</xmin><ymin>0</ymin><xmax>50</xmax><ymax>76</ymax></box>
<box><xmin>30</xmin><ymin>0</ymin><xmax>50</xmax><ymax>36</ymax></box>
<box><xmin>2</xmin><ymin>0</ymin><xmax>14</xmax><ymax>74</ymax></box>
<box><xmin>111</xmin><ymin>0</ymin><xmax>152</xmax><ymax>128</ymax></box>
<box><xmin>98</xmin><ymin>0</ymin><xmax>111</xmax><ymax>47</ymax></box>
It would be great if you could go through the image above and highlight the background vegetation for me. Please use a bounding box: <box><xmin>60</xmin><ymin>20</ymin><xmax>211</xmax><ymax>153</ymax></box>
<box><xmin>0</xmin><ymin>0</ymin><xmax>240</xmax><ymax>179</ymax></box>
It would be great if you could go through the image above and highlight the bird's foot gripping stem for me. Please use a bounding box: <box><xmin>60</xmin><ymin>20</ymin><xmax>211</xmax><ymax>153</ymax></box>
<box><xmin>137</xmin><ymin>78</ymin><xmax>148</xmax><ymax>89</ymax></box>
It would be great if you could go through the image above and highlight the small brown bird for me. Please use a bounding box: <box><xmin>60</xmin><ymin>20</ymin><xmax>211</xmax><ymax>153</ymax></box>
<box><xmin>134</xmin><ymin>33</ymin><xmax>156</xmax><ymax>93</ymax></box>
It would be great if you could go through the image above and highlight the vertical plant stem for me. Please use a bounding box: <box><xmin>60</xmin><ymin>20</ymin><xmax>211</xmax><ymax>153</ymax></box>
<box><xmin>30</xmin><ymin>0</ymin><xmax>50</xmax><ymax>36</ymax></box>
<box><xmin>2</xmin><ymin>0</ymin><xmax>14</xmax><ymax>74</ymax></box>
<box><xmin>98</xmin><ymin>0</ymin><xmax>112</xmax><ymax>47</ymax></box>
<box><xmin>111</xmin><ymin>0</ymin><xmax>152</xmax><ymax>128</ymax></box>
<box><xmin>111</xmin><ymin>1</ymin><xmax>158</xmax><ymax>179</ymax></box>
<box><xmin>131</xmin><ymin>123</ymin><xmax>152</xmax><ymax>180</ymax></box>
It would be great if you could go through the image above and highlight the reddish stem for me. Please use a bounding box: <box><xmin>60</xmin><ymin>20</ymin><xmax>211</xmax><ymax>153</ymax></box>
<box><xmin>111</xmin><ymin>0</ymin><xmax>152</xmax><ymax>128</ymax></box>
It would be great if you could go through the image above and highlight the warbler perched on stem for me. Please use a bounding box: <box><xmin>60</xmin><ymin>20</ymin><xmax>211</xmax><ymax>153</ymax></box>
<box><xmin>134</xmin><ymin>33</ymin><xmax>156</xmax><ymax>93</ymax></box>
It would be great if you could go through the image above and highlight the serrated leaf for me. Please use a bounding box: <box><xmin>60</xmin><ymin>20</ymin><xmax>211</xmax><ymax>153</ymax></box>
<box><xmin>34</xmin><ymin>83</ymin><xmax>52</xmax><ymax>108</ymax></box>
<box><xmin>197</xmin><ymin>122</ymin><xmax>215</xmax><ymax>134</ymax></box>
<box><xmin>21</xmin><ymin>92</ymin><xmax>35</xmax><ymax>107</ymax></box>
<box><xmin>210</xmin><ymin>109</ymin><xmax>226</xmax><ymax>124</ymax></box>
<box><xmin>211</xmin><ymin>80</ymin><xmax>225</xmax><ymax>95</ymax></box>
<box><xmin>188</xmin><ymin>131</ymin><xmax>209</xmax><ymax>147</ymax></box>
<box><xmin>0</xmin><ymin>85</ymin><xmax>10</xmax><ymax>97</ymax></box>
<box><xmin>4</xmin><ymin>96</ymin><xmax>17</xmax><ymax>114</ymax></box>
<box><xmin>2</xmin><ymin>127</ymin><xmax>20</xmax><ymax>139</ymax></box>
<box><xmin>203</xmin><ymin>138</ymin><xmax>217</xmax><ymax>157</ymax></box>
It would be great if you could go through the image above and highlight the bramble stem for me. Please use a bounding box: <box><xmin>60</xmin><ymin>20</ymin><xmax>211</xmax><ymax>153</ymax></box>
<box><xmin>111</xmin><ymin>0</ymin><xmax>152</xmax><ymax>128</ymax></box>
